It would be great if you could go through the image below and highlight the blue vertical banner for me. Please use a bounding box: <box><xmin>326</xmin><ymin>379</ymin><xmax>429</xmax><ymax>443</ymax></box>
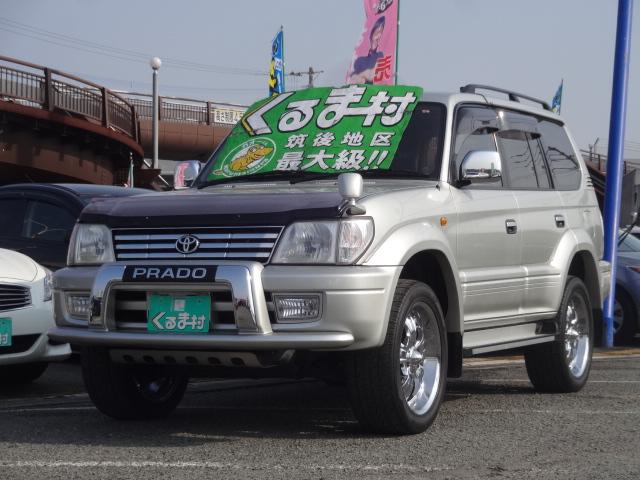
<box><xmin>269</xmin><ymin>28</ymin><xmax>285</xmax><ymax>95</ymax></box>
<box><xmin>551</xmin><ymin>79</ymin><xmax>563</xmax><ymax>114</ymax></box>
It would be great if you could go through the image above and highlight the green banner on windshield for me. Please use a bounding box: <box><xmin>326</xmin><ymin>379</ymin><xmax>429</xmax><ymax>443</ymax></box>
<box><xmin>207</xmin><ymin>85</ymin><xmax>423</xmax><ymax>180</ymax></box>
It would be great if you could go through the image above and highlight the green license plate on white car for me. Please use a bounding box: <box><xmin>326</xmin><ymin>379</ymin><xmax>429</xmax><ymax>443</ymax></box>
<box><xmin>0</xmin><ymin>318</ymin><xmax>11</xmax><ymax>347</ymax></box>
<box><xmin>147</xmin><ymin>294</ymin><xmax>211</xmax><ymax>334</ymax></box>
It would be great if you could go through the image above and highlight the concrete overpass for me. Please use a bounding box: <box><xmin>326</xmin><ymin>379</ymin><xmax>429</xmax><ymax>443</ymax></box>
<box><xmin>0</xmin><ymin>55</ymin><xmax>245</xmax><ymax>187</ymax></box>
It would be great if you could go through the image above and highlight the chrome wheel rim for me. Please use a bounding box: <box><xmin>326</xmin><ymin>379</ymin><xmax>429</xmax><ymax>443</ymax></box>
<box><xmin>613</xmin><ymin>299</ymin><xmax>624</xmax><ymax>333</ymax></box>
<box><xmin>563</xmin><ymin>294</ymin><xmax>590</xmax><ymax>378</ymax></box>
<box><xmin>399</xmin><ymin>302</ymin><xmax>441</xmax><ymax>415</ymax></box>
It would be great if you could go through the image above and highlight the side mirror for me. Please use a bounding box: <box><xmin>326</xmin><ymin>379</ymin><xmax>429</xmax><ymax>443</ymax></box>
<box><xmin>338</xmin><ymin>173</ymin><xmax>366</xmax><ymax>215</ymax></box>
<box><xmin>173</xmin><ymin>160</ymin><xmax>202</xmax><ymax>190</ymax></box>
<box><xmin>460</xmin><ymin>151</ymin><xmax>502</xmax><ymax>181</ymax></box>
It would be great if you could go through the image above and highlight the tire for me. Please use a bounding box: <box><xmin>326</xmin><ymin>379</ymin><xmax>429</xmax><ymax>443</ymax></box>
<box><xmin>0</xmin><ymin>362</ymin><xmax>48</xmax><ymax>384</ymax></box>
<box><xmin>346</xmin><ymin>280</ymin><xmax>447</xmax><ymax>434</ymax></box>
<box><xmin>613</xmin><ymin>288</ymin><xmax>637</xmax><ymax>345</ymax></box>
<box><xmin>81</xmin><ymin>347</ymin><xmax>188</xmax><ymax>420</ymax></box>
<box><xmin>525</xmin><ymin>277</ymin><xmax>593</xmax><ymax>393</ymax></box>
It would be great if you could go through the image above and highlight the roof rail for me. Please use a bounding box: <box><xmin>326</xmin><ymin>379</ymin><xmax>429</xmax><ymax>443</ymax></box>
<box><xmin>460</xmin><ymin>84</ymin><xmax>552</xmax><ymax>111</ymax></box>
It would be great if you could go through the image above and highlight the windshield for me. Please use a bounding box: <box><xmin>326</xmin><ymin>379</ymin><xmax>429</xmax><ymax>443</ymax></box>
<box><xmin>197</xmin><ymin>85</ymin><xmax>445</xmax><ymax>187</ymax></box>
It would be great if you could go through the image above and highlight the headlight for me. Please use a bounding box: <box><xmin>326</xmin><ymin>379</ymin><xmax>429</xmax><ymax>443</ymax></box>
<box><xmin>67</xmin><ymin>224</ymin><xmax>115</xmax><ymax>265</ymax></box>
<box><xmin>43</xmin><ymin>268</ymin><xmax>52</xmax><ymax>302</ymax></box>
<box><xmin>272</xmin><ymin>218</ymin><xmax>374</xmax><ymax>265</ymax></box>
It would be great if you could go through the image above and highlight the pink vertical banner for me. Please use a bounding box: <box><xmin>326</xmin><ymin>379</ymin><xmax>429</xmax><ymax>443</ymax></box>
<box><xmin>347</xmin><ymin>0</ymin><xmax>398</xmax><ymax>85</ymax></box>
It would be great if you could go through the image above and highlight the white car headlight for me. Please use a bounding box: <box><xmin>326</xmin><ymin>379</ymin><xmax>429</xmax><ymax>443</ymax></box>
<box><xmin>42</xmin><ymin>268</ymin><xmax>53</xmax><ymax>302</ymax></box>
<box><xmin>272</xmin><ymin>218</ymin><xmax>374</xmax><ymax>265</ymax></box>
<box><xmin>67</xmin><ymin>224</ymin><xmax>115</xmax><ymax>265</ymax></box>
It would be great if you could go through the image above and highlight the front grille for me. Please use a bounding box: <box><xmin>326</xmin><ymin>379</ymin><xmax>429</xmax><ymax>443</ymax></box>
<box><xmin>0</xmin><ymin>284</ymin><xmax>31</xmax><ymax>312</ymax></box>
<box><xmin>112</xmin><ymin>289</ymin><xmax>276</xmax><ymax>331</ymax></box>
<box><xmin>112</xmin><ymin>226</ymin><xmax>283</xmax><ymax>263</ymax></box>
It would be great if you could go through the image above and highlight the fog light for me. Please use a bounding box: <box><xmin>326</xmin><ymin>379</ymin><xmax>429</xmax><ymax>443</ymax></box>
<box><xmin>66</xmin><ymin>294</ymin><xmax>91</xmax><ymax>320</ymax></box>
<box><xmin>273</xmin><ymin>295</ymin><xmax>321</xmax><ymax>322</ymax></box>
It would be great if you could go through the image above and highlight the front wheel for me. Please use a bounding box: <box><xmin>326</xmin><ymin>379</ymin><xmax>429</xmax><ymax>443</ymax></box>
<box><xmin>525</xmin><ymin>277</ymin><xmax>593</xmax><ymax>392</ymax></box>
<box><xmin>82</xmin><ymin>347</ymin><xmax>188</xmax><ymax>420</ymax></box>
<box><xmin>346</xmin><ymin>280</ymin><xmax>447</xmax><ymax>434</ymax></box>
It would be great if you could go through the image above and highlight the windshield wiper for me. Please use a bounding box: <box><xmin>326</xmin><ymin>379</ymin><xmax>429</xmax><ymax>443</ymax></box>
<box><xmin>197</xmin><ymin>170</ymin><xmax>314</xmax><ymax>188</ymax></box>
<box><xmin>359</xmin><ymin>169</ymin><xmax>434</xmax><ymax>180</ymax></box>
<box><xmin>290</xmin><ymin>169</ymin><xmax>433</xmax><ymax>184</ymax></box>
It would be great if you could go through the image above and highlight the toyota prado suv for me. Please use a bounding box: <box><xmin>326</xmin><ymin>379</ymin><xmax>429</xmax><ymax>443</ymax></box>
<box><xmin>51</xmin><ymin>84</ymin><xmax>610</xmax><ymax>434</ymax></box>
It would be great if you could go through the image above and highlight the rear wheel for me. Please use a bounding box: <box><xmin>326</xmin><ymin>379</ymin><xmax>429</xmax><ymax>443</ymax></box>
<box><xmin>613</xmin><ymin>289</ymin><xmax>637</xmax><ymax>345</ymax></box>
<box><xmin>82</xmin><ymin>347</ymin><xmax>188</xmax><ymax>420</ymax></box>
<box><xmin>525</xmin><ymin>277</ymin><xmax>593</xmax><ymax>392</ymax></box>
<box><xmin>0</xmin><ymin>362</ymin><xmax>48</xmax><ymax>384</ymax></box>
<box><xmin>346</xmin><ymin>280</ymin><xmax>447</xmax><ymax>434</ymax></box>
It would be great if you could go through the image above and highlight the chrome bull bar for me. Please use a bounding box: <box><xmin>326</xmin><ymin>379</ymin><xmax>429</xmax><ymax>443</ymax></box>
<box><xmin>88</xmin><ymin>261</ymin><xmax>272</xmax><ymax>335</ymax></box>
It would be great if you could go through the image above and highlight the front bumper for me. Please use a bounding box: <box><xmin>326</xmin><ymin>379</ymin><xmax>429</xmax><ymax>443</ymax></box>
<box><xmin>51</xmin><ymin>261</ymin><xmax>400</xmax><ymax>351</ymax></box>
<box><xmin>0</xmin><ymin>297</ymin><xmax>70</xmax><ymax>366</ymax></box>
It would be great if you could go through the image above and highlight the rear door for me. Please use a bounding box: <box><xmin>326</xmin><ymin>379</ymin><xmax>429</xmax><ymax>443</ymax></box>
<box><xmin>496</xmin><ymin>110</ymin><xmax>565</xmax><ymax>315</ymax></box>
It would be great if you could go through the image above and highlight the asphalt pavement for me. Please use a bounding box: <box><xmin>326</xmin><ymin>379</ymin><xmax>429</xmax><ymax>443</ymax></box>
<box><xmin>0</xmin><ymin>350</ymin><xmax>639</xmax><ymax>479</ymax></box>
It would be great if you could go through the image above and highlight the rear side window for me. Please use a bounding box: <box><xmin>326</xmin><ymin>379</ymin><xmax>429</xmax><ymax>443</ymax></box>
<box><xmin>0</xmin><ymin>198</ymin><xmax>25</xmax><ymax>238</ymax></box>
<box><xmin>538</xmin><ymin>120</ymin><xmax>581</xmax><ymax>190</ymax></box>
<box><xmin>22</xmin><ymin>201</ymin><xmax>76</xmax><ymax>243</ymax></box>
<box><xmin>452</xmin><ymin>106</ymin><xmax>502</xmax><ymax>187</ymax></box>
<box><xmin>495</xmin><ymin>110</ymin><xmax>552</xmax><ymax>189</ymax></box>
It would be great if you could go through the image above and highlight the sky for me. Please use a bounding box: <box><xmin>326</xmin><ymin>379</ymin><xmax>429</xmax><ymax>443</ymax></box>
<box><xmin>1</xmin><ymin>0</ymin><xmax>639</xmax><ymax>157</ymax></box>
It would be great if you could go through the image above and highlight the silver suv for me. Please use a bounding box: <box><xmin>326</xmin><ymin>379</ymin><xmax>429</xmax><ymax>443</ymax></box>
<box><xmin>51</xmin><ymin>84</ymin><xmax>610</xmax><ymax>434</ymax></box>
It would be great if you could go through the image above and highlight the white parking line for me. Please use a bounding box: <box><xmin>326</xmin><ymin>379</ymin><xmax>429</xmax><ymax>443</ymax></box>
<box><xmin>0</xmin><ymin>461</ymin><xmax>451</xmax><ymax>472</ymax></box>
<box><xmin>465</xmin><ymin>379</ymin><xmax>640</xmax><ymax>384</ymax></box>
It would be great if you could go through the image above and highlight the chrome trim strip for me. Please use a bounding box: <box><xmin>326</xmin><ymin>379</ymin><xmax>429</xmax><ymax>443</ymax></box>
<box><xmin>115</xmin><ymin>242</ymin><xmax>275</xmax><ymax>250</ymax></box>
<box><xmin>50</xmin><ymin>326</ymin><xmax>355</xmax><ymax>349</ymax></box>
<box><xmin>116</xmin><ymin>252</ymin><xmax>270</xmax><ymax>259</ymax></box>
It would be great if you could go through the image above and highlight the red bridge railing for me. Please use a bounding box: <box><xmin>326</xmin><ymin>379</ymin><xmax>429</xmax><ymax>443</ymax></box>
<box><xmin>0</xmin><ymin>54</ymin><xmax>138</xmax><ymax>140</ymax></box>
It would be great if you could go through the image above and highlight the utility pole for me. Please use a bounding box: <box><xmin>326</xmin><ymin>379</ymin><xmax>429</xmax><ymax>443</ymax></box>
<box><xmin>289</xmin><ymin>66</ymin><xmax>324</xmax><ymax>88</ymax></box>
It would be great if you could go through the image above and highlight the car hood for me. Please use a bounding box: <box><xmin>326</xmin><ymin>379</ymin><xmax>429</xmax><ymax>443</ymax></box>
<box><xmin>79</xmin><ymin>188</ymin><xmax>346</xmax><ymax>228</ymax></box>
<box><xmin>0</xmin><ymin>248</ymin><xmax>39</xmax><ymax>282</ymax></box>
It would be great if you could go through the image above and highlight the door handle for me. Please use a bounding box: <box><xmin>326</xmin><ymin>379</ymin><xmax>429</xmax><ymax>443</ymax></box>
<box><xmin>505</xmin><ymin>219</ymin><xmax>517</xmax><ymax>234</ymax></box>
<box><xmin>554</xmin><ymin>214</ymin><xmax>566</xmax><ymax>228</ymax></box>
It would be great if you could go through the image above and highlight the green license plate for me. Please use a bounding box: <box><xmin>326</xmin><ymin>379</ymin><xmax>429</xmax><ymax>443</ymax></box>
<box><xmin>0</xmin><ymin>318</ymin><xmax>12</xmax><ymax>347</ymax></box>
<box><xmin>147</xmin><ymin>294</ymin><xmax>210</xmax><ymax>334</ymax></box>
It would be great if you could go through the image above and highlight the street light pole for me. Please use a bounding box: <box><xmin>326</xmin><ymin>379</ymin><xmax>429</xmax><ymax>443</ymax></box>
<box><xmin>150</xmin><ymin>56</ymin><xmax>162</xmax><ymax>170</ymax></box>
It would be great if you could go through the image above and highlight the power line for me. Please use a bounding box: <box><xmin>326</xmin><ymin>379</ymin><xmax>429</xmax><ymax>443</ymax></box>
<box><xmin>288</xmin><ymin>66</ymin><xmax>324</xmax><ymax>88</ymax></box>
<box><xmin>0</xmin><ymin>16</ymin><xmax>268</xmax><ymax>77</ymax></box>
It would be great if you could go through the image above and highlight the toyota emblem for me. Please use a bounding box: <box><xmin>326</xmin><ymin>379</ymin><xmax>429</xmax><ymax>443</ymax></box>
<box><xmin>175</xmin><ymin>234</ymin><xmax>200</xmax><ymax>254</ymax></box>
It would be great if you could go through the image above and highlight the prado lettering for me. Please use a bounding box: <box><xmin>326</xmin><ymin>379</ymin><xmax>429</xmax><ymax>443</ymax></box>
<box><xmin>205</xmin><ymin>85</ymin><xmax>422</xmax><ymax>181</ymax></box>
<box><xmin>124</xmin><ymin>266</ymin><xmax>217</xmax><ymax>282</ymax></box>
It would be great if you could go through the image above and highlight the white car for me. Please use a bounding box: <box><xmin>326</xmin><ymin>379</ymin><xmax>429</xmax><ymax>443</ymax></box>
<box><xmin>0</xmin><ymin>248</ymin><xmax>70</xmax><ymax>383</ymax></box>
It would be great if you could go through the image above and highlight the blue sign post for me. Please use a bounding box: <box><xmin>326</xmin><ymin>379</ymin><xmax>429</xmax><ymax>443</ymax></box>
<box><xmin>602</xmin><ymin>0</ymin><xmax>634</xmax><ymax>348</ymax></box>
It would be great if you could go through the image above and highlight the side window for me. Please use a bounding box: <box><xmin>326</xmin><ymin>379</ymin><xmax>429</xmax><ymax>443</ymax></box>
<box><xmin>21</xmin><ymin>201</ymin><xmax>76</xmax><ymax>243</ymax></box>
<box><xmin>496</xmin><ymin>129</ymin><xmax>538</xmax><ymax>189</ymax></box>
<box><xmin>538</xmin><ymin>120</ymin><xmax>581</xmax><ymax>190</ymax></box>
<box><xmin>0</xmin><ymin>198</ymin><xmax>26</xmax><ymax>239</ymax></box>
<box><xmin>452</xmin><ymin>106</ymin><xmax>502</xmax><ymax>187</ymax></box>
<box><xmin>496</xmin><ymin>111</ymin><xmax>552</xmax><ymax>189</ymax></box>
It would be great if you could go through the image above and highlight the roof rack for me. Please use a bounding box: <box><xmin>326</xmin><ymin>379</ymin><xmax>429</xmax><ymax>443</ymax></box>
<box><xmin>460</xmin><ymin>84</ymin><xmax>552</xmax><ymax>111</ymax></box>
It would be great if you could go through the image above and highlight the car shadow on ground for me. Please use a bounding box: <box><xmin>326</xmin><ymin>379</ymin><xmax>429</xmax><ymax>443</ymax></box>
<box><xmin>0</xmin><ymin>375</ymin><xmax>541</xmax><ymax>446</ymax></box>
